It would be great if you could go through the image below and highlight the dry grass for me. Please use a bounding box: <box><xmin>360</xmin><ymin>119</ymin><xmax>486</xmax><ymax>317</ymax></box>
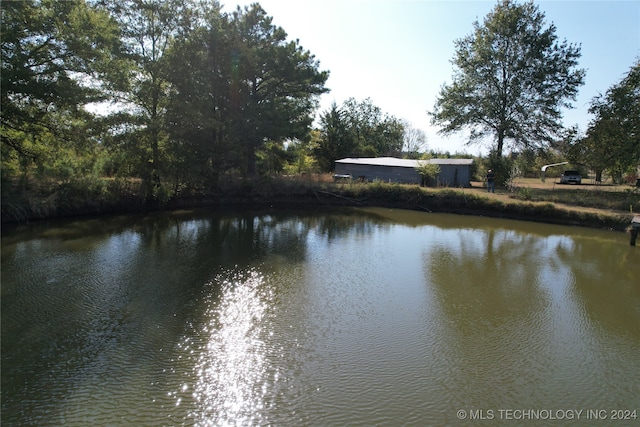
<box><xmin>499</xmin><ymin>179</ymin><xmax>639</xmax><ymax>214</ymax></box>
<box><xmin>3</xmin><ymin>173</ymin><xmax>636</xmax><ymax>231</ymax></box>
<box><xmin>511</xmin><ymin>177</ymin><xmax>636</xmax><ymax>192</ymax></box>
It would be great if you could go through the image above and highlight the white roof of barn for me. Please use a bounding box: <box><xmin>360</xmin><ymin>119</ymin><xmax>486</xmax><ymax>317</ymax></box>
<box><xmin>335</xmin><ymin>157</ymin><xmax>473</xmax><ymax>168</ymax></box>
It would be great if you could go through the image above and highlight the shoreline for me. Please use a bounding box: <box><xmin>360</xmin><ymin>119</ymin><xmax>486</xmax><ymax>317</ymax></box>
<box><xmin>2</xmin><ymin>181</ymin><xmax>634</xmax><ymax>233</ymax></box>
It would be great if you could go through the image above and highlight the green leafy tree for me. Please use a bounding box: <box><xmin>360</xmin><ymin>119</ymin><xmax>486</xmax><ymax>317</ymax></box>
<box><xmin>574</xmin><ymin>60</ymin><xmax>640</xmax><ymax>183</ymax></box>
<box><xmin>314</xmin><ymin>102</ymin><xmax>358</xmax><ymax>171</ymax></box>
<box><xmin>315</xmin><ymin>98</ymin><xmax>405</xmax><ymax>171</ymax></box>
<box><xmin>224</xmin><ymin>4</ymin><xmax>329</xmax><ymax>176</ymax></box>
<box><xmin>1</xmin><ymin>0</ymin><xmax>120</xmax><ymax>185</ymax></box>
<box><xmin>284</xmin><ymin>135</ymin><xmax>319</xmax><ymax>175</ymax></box>
<box><xmin>165</xmin><ymin>4</ymin><xmax>328</xmax><ymax>184</ymax></box>
<box><xmin>484</xmin><ymin>150</ymin><xmax>513</xmax><ymax>188</ymax></box>
<box><xmin>341</xmin><ymin>98</ymin><xmax>404</xmax><ymax>157</ymax></box>
<box><xmin>164</xmin><ymin>3</ymin><xmax>231</xmax><ymax>188</ymax></box>
<box><xmin>415</xmin><ymin>156</ymin><xmax>441</xmax><ymax>187</ymax></box>
<box><xmin>100</xmin><ymin>0</ymin><xmax>194</xmax><ymax>199</ymax></box>
<box><xmin>430</xmin><ymin>0</ymin><xmax>585</xmax><ymax>158</ymax></box>
<box><xmin>256</xmin><ymin>140</ymin><xmax>292</xmax><ymax>175</ymax></box>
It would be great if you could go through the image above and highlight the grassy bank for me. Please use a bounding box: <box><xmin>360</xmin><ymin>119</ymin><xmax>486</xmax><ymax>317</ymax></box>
<box><xmin>509</xmin><ymin>183</ymin><xmax>640</xmax><ymax>212</ymax></box>
<box><xmin>2</xmin><ymin>175</ymin><xmax>636</xmax><ymax>231</ymax></box>
<box><xmin>329</xmin><ymin>180</ymin><xmax>634</xmax><ymax>230</ymax></box>
<box><xmin>1</xmin><ymin>177</ymin><xmax>147</xmax><ymax>223</ymax></box>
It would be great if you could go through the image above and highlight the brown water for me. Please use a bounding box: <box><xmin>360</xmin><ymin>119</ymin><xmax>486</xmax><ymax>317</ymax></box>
<box><xmin>2</xmin><ymin>207</ymin><xmax>639</xmax><ymax>426</ymax></box>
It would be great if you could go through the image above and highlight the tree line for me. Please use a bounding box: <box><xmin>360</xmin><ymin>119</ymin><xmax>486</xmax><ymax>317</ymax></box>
<box><xmin>2</xmin><ymin>0</ymin><xmax>325</xmax><ymax>202</ymax></box>
<box><xmin>2</xmin><ymin>0</ymin><xmax>638</xmax><ymax>217</ymax></box>
<box><xmin>2</xmin><ymin>0</ymin><xmax>420</xmax><ymax>205</ymax></box>
<box><xmin>569</xmin><ymin>61</ymin><xmax>640</xmax><ymax>183</ymax></box>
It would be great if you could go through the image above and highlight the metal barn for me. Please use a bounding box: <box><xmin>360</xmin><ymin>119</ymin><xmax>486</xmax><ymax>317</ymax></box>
<box><xmin>334</xmin><ymin>157</ymin><xmax>474</xmax><ymax>187</ymax></box>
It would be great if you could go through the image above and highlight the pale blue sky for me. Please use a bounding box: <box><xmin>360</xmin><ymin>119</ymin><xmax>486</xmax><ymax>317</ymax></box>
<box><xmin>224</xmin><ymin>0</ymin><xmax>640</xmax><ymax>155</ymax></box>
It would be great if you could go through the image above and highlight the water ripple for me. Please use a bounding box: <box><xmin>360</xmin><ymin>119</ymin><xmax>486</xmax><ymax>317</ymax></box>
<box><xmin>182</xmin><ymin>269</ymin><xmax>278</xmax><ymax>426</ymax></box>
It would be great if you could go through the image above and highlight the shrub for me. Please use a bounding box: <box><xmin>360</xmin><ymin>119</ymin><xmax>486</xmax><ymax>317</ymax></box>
<box><xmin>484</xmin><ymin>152</ymin><xmax>513</xmax><ymax>188</ymax></box>
<box><xmin>415</xmin><ymin>161</ymin><xmax>441</xmax><ymax>187</ymax></box>
<box><xmin>518</xmin><ymin>186</ymin><xmax>533</xmax><ymax>200</ymax></box>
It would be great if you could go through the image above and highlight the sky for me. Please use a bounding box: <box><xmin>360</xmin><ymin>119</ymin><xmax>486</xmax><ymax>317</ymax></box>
<box><xmin>222</xmin><ymin>0</ymin><xmax>640</xmax><ymax>155</ymax></box>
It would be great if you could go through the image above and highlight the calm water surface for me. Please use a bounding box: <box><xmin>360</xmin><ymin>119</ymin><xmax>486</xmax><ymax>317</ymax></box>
<box><xmin>2</xmin><ymin>207</ymin><xmax>639</xmax><ymax>426</ymax></box>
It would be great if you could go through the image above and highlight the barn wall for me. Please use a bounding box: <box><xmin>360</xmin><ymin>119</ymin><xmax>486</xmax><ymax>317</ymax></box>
<box><xmin>437</xmin><ymin>165</ymin><xmax>471</xmax><ymax>187</ymax></box>
<box><xmin>335</xmin><ymin>164</ymin><xmax>421</xmax><ymax>183</ymax></box>
<box><xmin>335</xmin><ymin>161</ymin><xmax>472</xmax><ymax>187</ymax></box>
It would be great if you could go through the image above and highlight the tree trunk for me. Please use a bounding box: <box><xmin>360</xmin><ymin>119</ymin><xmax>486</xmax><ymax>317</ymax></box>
<box><xmin>496</xmin><ymin>129</ymin><xmax>505</xmax><ymax>158</ymax></box>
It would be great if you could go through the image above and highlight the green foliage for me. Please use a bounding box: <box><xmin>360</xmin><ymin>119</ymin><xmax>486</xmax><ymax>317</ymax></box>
<box><xmin>517</xmin><ymin>186</ymin><xmax>533</xmax><ymax>200</ymax></box>
<box><xmin>415</xmin><ymin>158</ymin><xmax>441</xmax><ymax>187</ymax></box>
<box><xmin>284</xmin><ymin>137</ymin><xmax>319</xmax><ymax>175</ymax></box>
<box><xmin>430</xmin><ymin>0</ymin><xmax>584</xmax><ymax>157</ymax></box>
<box><xmin>314</xmin><ymin>98</ymin><xmax>405</xmax><ymax>171</ymax></box>
<box><xmin>101</xmin><ymin>0</ymin><xmax>194</xmax><ymax>200</ymax></box>
<box><xmin>341</xmin><ymin>98</ymin><xmax>405</xmax><ymax>157</ymax></box>
<box><xmin>164</xmin><ymin>3</ymin><xmax>328</xmax><ymax>181</ymax></box>
<box><xmin>152</xmin><ymin>183</ymin><xmax>172</xmax><ymax>205</ymax></box>
<box><xmin>3</xmin><ymin>0</ymin><xmax>636</xmax><ymax>229</ymax></box>
<box><xmin>1</xmin><ymin>0</ymin><xmax>120</xmax><ymax>186</ymax></box>
<box><xmin>2</xmin><ymin>0</ymin><xmax>329</xmax><ymax>207</ymax></box>
<box><xmin>1</xmin><ymin>175</ymin><xmax>145</xmax><ymax>222</ymax></box>
<box><xmin>256</xmin><ymin>141</ymin><xmax>292</xmax><ymax>176</ymax></box>
<box><xmin>314</xmin><ymin>102</ymin><xmax>356</xmax><ymax>171</ymax></box>
<box><xmin>511</xmin><ymin>149</ymin><xmax>538</xmax><ymax>178</ymax></box>
<box><xmin>572</xmin><ymin>60</ymin><xmax>640</xmax><ymax>183</ymax></box>
<box><xmin>484</xmin><ymin>151</ymin><xmax>513</xmax><ymax>188</ymax></box>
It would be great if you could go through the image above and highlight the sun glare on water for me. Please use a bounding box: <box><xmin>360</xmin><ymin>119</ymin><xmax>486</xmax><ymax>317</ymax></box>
<box><xmin>189</xmin><ymin>269</ymin><xmax>277</xmax><ymax>426</ymax></box>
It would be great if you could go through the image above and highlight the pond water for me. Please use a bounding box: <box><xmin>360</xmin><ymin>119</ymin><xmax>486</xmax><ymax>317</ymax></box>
<box><xmin>2</xmin><ymin>207</ymin><xmax>639</xmax><ymax>426</ymax></box>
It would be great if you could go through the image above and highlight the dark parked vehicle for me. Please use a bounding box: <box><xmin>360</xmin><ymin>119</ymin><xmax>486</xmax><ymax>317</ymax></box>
<box><xmin>560</xmin><ymin>170</ymin><xmax>582</xmax><ymax>184</ymax></box>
